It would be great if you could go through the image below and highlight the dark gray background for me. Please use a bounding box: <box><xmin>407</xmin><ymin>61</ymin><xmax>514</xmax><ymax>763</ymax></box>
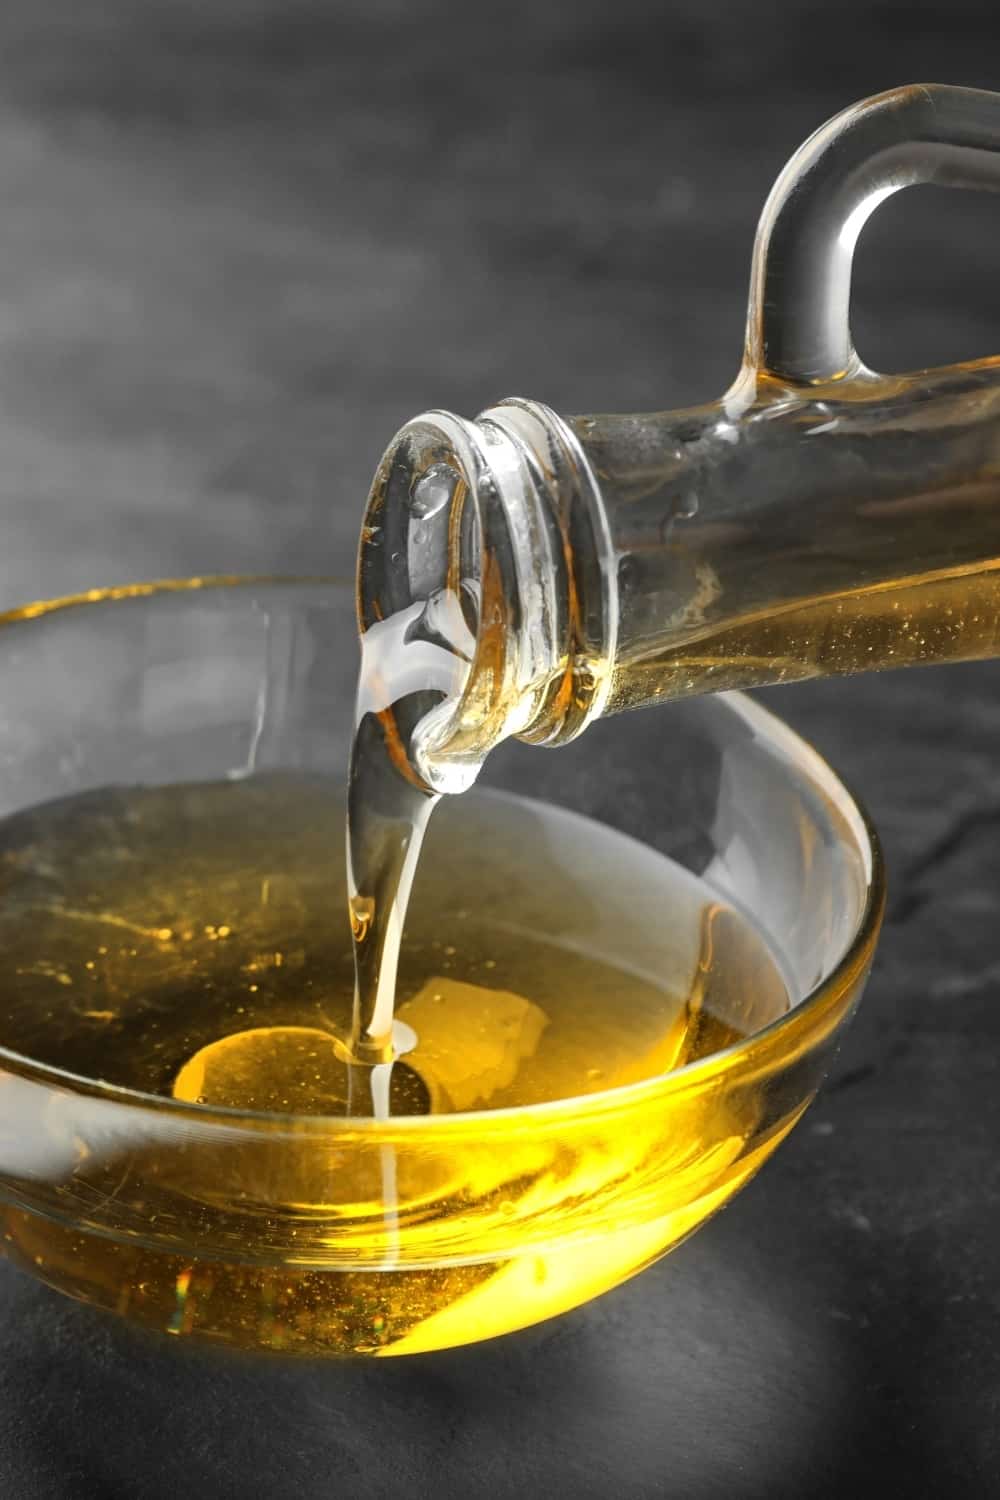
<box><xmin>2</xmin><ymin>2</ymin><xmax>1000</xmax><ymax>1496</ymax></box>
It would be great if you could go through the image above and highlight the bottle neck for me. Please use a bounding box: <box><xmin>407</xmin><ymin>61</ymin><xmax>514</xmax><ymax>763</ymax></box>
<box><xmin>567</xmin><ymin>360</ymin><xmax>1000</xmax><ymax>711</ymax></box>
<box><xmin>357</xmin><ymin>399</ymin><xmax>617</xmax><ymax>791</ymax></box>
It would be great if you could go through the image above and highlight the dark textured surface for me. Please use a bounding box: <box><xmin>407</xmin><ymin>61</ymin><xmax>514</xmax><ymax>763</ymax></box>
<box><xmin>2</xmin><ymin>3</ymin><xmax>1000</xmax><ymax>1496</ymax></box>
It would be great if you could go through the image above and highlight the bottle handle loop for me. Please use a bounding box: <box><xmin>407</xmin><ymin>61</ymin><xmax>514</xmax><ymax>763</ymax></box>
<box><xmin>747</xmin><ymin>83</ymin><xmax>1000</xmax><ymax>385</ymax></box>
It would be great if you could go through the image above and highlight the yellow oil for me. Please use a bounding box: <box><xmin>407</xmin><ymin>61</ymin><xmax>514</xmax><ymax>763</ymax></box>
<box><xmin>610</xmin><ymin>562</ymin><xmax>1000</xmax><ymax>706</ymax></box>
<box><xmin>0</xmin><ymin>773</ymin><xmax>790</xmax><ymax>1355</ymax></box>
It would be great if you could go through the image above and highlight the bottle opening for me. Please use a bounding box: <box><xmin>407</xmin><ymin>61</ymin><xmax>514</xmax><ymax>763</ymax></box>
<box><xmin>357</xmin><ymin>401</ymin><xmax>616</xmax><ymax>795</ymax></box>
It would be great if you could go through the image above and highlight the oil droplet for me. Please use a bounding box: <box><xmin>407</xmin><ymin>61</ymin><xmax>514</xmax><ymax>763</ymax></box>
<box><xmin>409</xmin><ymin>462</ymin><xmax>460</xmax><ymax>520</ymax></box>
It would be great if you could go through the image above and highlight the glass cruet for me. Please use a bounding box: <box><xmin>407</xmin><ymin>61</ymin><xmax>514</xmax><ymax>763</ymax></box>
<box><xmin>357</xmin><ymin>83</ymin><xmax>1000</xmax><ymax>792</ymax></box>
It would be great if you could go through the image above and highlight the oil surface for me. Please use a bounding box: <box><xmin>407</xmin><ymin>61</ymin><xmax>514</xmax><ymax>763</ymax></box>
<box><xmin>0</xmin><ymin>773</ymin><xmax>788</xmax><ymax>1110</ymax></box>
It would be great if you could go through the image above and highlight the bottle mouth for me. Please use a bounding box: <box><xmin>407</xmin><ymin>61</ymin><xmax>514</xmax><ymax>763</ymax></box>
<box><xmin>357</xmin><ymin>399</ymin><xmax>616</xmax><ymax>794</ymax></box>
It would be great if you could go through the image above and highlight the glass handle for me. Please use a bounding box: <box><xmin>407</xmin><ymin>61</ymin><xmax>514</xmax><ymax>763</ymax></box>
<box><xmin>746</xmin><ymin>83</ymin><xmax>1000</xmax><ymax>385</ymax></box>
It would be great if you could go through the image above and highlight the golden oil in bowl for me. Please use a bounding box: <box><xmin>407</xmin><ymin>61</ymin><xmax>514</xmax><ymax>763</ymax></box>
<box><xmin>0</xmin><ymin>771</ymin><xmax>802</xmax><ymax>1356</ymax></box>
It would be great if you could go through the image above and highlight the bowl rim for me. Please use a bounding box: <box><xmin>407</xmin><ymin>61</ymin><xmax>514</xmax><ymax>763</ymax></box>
<box><xmin>0</xmin><ymin>575</ymin><xmax>887</xmax><ymax>1134</ymax></box>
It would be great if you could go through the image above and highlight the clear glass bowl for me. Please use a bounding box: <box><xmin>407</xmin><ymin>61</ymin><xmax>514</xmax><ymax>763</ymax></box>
<box><xmin>0</xmin><ymin>579</ymin><xmax>884</xmax><ymax>1357</ymax></box>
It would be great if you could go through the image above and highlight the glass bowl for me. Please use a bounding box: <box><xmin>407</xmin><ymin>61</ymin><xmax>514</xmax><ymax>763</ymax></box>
<box><xmin>0</xmin><ymin>579</ymin><xmax>883</xmax><ymax>1357</ymax></box>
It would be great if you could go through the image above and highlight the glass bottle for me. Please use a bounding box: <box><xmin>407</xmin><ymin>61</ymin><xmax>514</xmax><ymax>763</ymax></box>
<box><xmin>357</xmin><ymin>83</ymin><xmax>1000</xmax><ymax>792</ymax></box>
